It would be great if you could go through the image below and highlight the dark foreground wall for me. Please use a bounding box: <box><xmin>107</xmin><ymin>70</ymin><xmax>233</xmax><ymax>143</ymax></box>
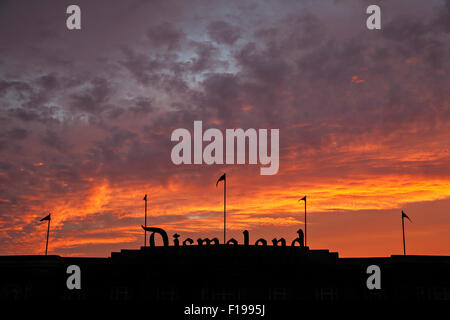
<box><xmin>1</xmin><ymin>246</ymin><xmax>449</xmax><ymax>301</ymax></box>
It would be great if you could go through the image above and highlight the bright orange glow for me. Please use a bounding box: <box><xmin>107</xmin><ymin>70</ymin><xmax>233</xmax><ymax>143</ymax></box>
<box><xmin>7</xmin><ymin>165</ymin><xmax>450</xmax><ymax>257</ymax></box>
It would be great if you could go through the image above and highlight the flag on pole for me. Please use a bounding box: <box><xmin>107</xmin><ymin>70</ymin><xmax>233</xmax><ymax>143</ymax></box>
<box><xmin>39</xmin><ymin>213</ymin><xmax>51</xmax><ymax>256</ymax></box>
<box><xmin>402</xmin><ymin>211</ymin><xmax>411</xmax><ymax>222</ymax></box>
<box><xmin>216</xmin><ymin>173</ymin><xmax>226</xmax><ymax>244</ymax></box>
<box><xmin>40</xmin><ymin>214</ymin><xmax>51</xmax><ymax>221</ymax></box>
<box><xmin>401</xmin><ymin>210</ymin><xmax>411</xmax><ymax>256</ymax></box>
<box><xmin>143</xmin><ymin>194</ymin><xmax>148</xmax><ymax>247</ymax></box>
<box><xmin>216</xmin><ymin>173</ymin><xmax>226</xmax><ymax>187</ymax></box>
<box><xmin>298</xmin><ymin>196</ymin><xmax>307</xmax><ymax>246</ymax></box>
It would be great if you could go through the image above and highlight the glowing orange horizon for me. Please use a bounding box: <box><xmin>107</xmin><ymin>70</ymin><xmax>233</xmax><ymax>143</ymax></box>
<box><xmin>4</xmin><ymin>165</ymin><xmax>450</xmax><ymax>258</ymax></box>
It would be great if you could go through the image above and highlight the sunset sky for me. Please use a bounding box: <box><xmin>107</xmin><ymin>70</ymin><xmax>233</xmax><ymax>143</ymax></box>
<box><xmin>0</xmin><ymin>0</ymin><xmax>449</xmax><ymax>257</ymax></box>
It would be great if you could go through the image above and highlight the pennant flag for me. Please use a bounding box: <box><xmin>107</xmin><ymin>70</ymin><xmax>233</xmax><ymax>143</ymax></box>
<box><xmin>216</xmin><ymin>173</ymin><xmax>227</xmax><ymax>244</ymax></box>
<box><xmin>402</xmin><ymin>211</ymin><xmax>412</xmax><ymax>222</ymax></box>
<box><xmin>298</xmin><ymin>195</ymin><xmax>307</xmax><ymax>246</ymax></box>
<box><xmin>40</xmin><ymin>214</ymin><xmax>51</xmax><ymax>222</ymax></box>
<box><xmin>143</xmin><ymin>194</ymin><xmax>147</xmax><ymax>201</ymax></box>
<box><xmin>216</xmin><ymin>173</ymin><xmax>226</xmax><ymax>187</ymax></box>
<box><xmin>40</xmin><ymin>213</ymin><xmax>51</xmax><ymax>255</ymax></box>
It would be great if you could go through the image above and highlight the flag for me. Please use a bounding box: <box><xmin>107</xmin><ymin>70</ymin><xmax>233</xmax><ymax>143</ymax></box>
<box><xmin>143</xmin><ymin>194</ymin><xmax>147</xmax><ymax>201</ymax></box>
<box><xmin>299</xmin><ymin>195</ymin><xmax>306</xmax><ymax>202</ymax></box>
<box><xmin>216</xmin><ymin>173</ymin><xmax>226</xmax><ymax>187</ymax></box>
<box><xmin>40</xmin><ymin>214</ymin><xmax>51</xmax><ymax>222</ymax></box>
<box><xmin>402</xmin><ymin>211</ymin><xmax>412</xmax><ymax>222</ymax></box>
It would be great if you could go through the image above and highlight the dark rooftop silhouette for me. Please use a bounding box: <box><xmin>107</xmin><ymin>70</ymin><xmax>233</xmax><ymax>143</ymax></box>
<box><xmin>1</xmin><ymin>239</ymin><xmax>450</xmax><ymax>302</ymax></box>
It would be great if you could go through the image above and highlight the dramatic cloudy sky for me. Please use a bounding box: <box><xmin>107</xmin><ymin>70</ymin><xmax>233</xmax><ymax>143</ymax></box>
<box><xmin>0</xmin><ymin>0</ymin><xmax>449</xmax><ymax>257</ymax></box>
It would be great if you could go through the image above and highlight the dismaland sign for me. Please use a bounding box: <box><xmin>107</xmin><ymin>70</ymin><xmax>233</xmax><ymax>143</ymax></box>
<box><xmin>141</xmin><ymin>226</ymin><xmax>305</xmax><ymax>247</ymax></box>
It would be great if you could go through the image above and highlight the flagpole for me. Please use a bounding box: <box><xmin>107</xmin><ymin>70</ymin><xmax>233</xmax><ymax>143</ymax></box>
<box><xmin>45</xmin><ymin>218</ymin><xmax>50</xmax><ymax>256</ymax></box>
<box><xmin>299</xmin><ymin>196</ymin><xmax>307</xmax><ymax>247</ymax></box>
<box><xmin>304</xmin><ymin>197</ymin><xmax>307</xmax><ymax>247</ymax></box>
<box><xmin>224</xmin><ymin>175</ymin><xmax>226</xmax><ymax>244</ymax></box>
<box><xmin>402</xmin><ymin>214</ymin><xmax>406</xmax><ymax>256</ymax></box>
<box><xmin>144</xmin><ymin>195</ymin><xmax>147</xmax><ymax>247</ymax></box>
<box><xmin>216</xmin><ymin>173</ymin><xmax>226</xmax><ymax>244</ymax></box>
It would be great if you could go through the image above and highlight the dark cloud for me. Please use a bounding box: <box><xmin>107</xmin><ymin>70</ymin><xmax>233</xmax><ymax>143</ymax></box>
<box><xmin>40</xmin><ymin>129</ymin><xmax>68</xmax><ymax>152</ymax></box>
<box><xmin>8</xmin><ymin>108</ymin><xmax>41</xmax><ymax>122</ymax></box>
<box><xmin>37</xmin><ymin>73</ymin><xmax>60</xmax><ymax>91</ymax></box>
<box><xmin>146</xmin><ymin>21</ymin><xmax>184</xmax><ymax>50</ymax></box>
<box><xmin>5</xmin><ymin>127</ymin><xmax>28</xmax><ymax>140</ymax></box>
<box><xmin>120</xmin><ymin>48</ymin><xmax>166</xmax><ymax>85</ymax></box>
<box><xmin>238</xmin><ymin>45</ymin><xmax>288</xmax><ymax>85</ymax></box>
<box><xmin>189</xmin><ymin>41</ymin><xmax>225</xmax><ymax>73</ymax></box>
<box><xmin>70</xmin><ymin>77</ymin><xmax>112</xmax><ymax>114</ymax></box>
<box><xmin>207</xmin><ymin>20</ymin><xmax>241</xmax><ymax>45</ymax></box>
<box><xmin>0</xmin><ymin>80</ymin><xmax>32</xmax><ymax>98</ymax></box>
<box><xmin>130</xmin><ymin>97</ymin><xmax>154</xmax><ymax>114</ymax></box>
<box><xmin>193</xmin><ymin>73</ymin><xmax>242</xmax><ymax>123</ymax></box>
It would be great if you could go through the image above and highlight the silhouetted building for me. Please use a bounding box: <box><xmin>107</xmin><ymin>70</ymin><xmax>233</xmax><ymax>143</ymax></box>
<box><xmin>1</xmin><ymin>245</ymin><xmax>450</xmax><ymax>301</ymax></box>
